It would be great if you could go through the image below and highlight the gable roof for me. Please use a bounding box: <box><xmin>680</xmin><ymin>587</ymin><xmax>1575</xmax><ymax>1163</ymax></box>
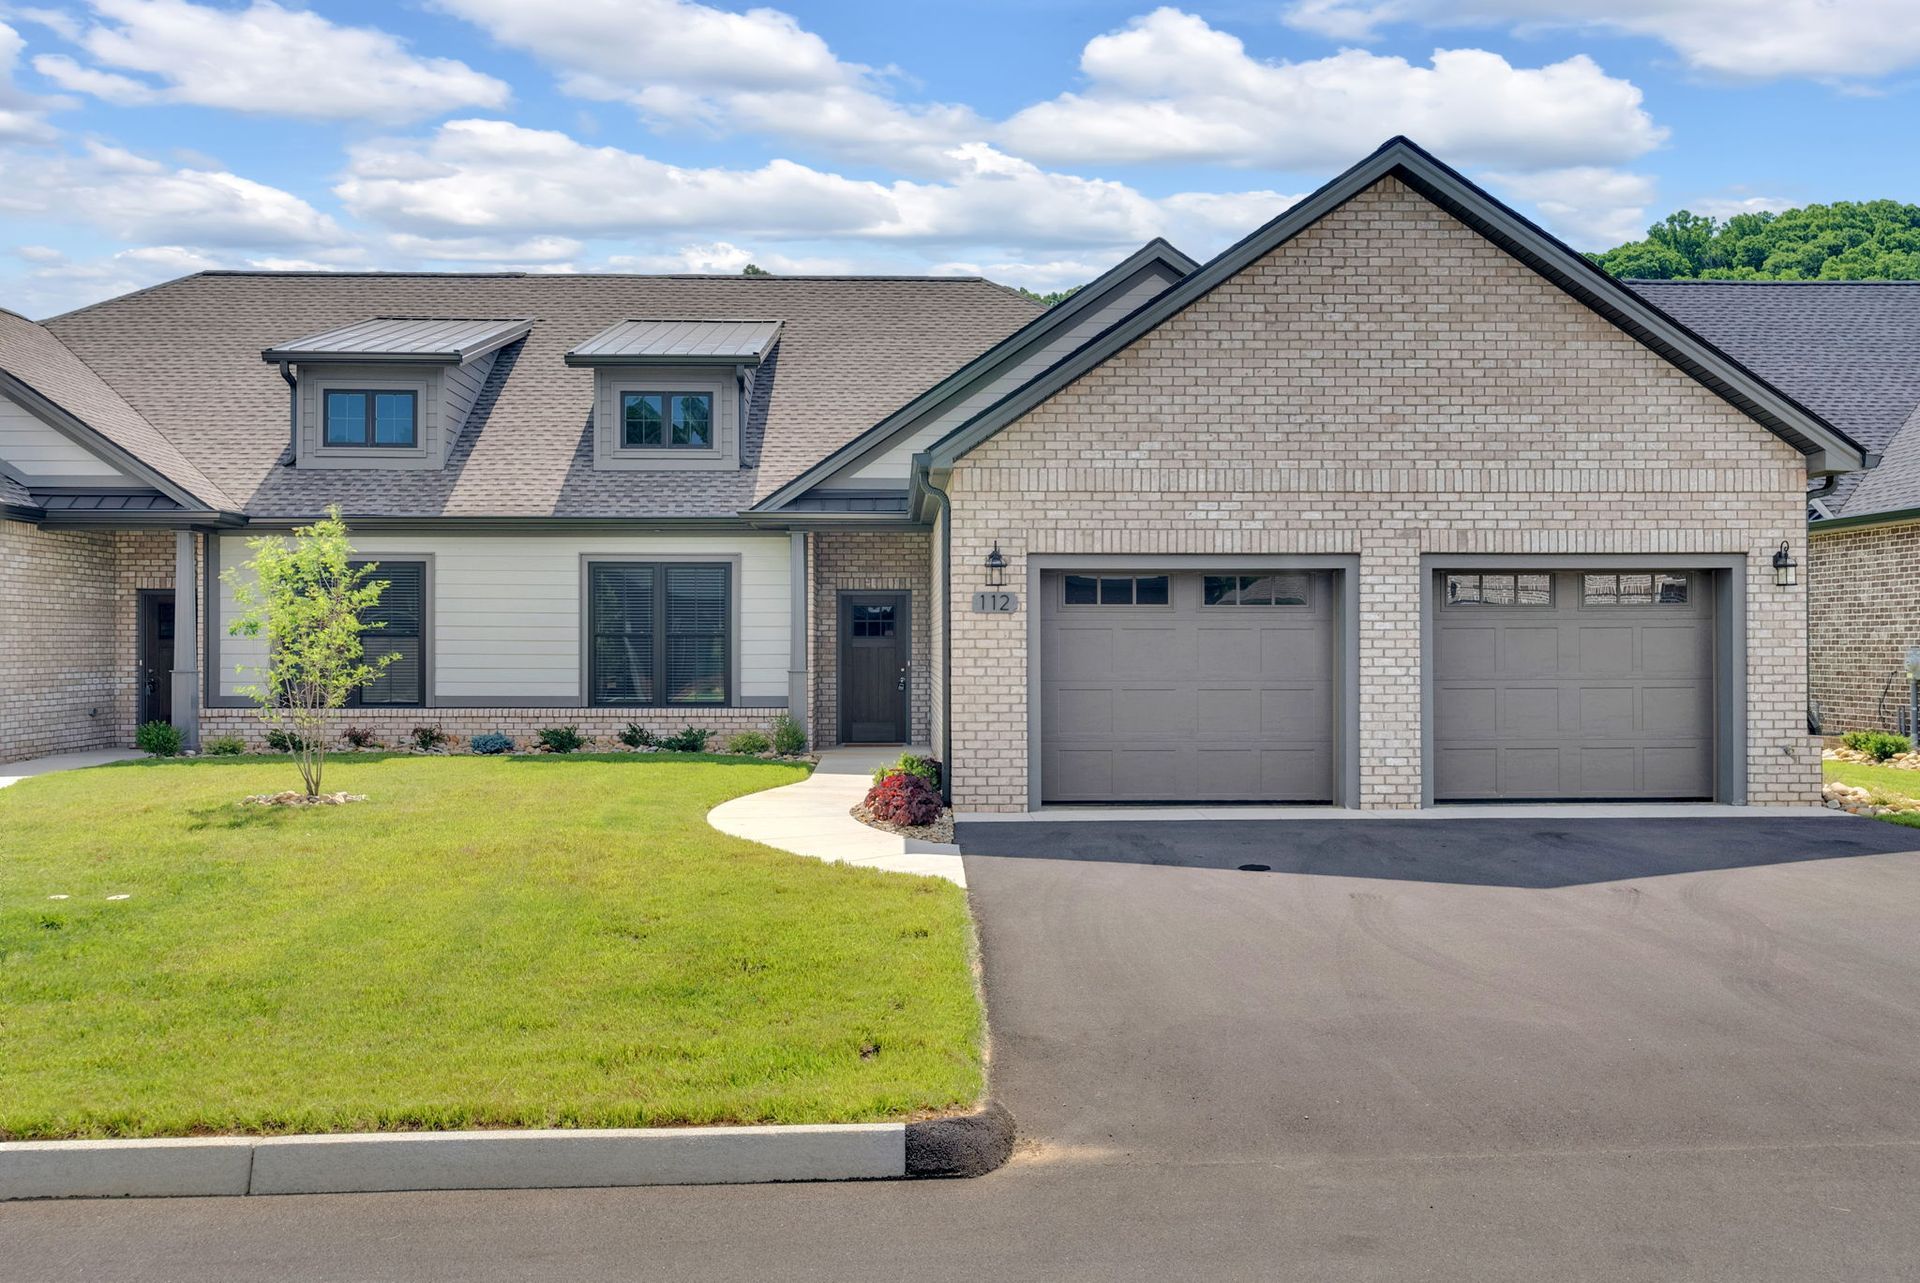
<box><xmin>42</xmin><ymin>273</ymin><xmax>1038</xmax><ymax>520</ymax></box>
<box><xmin>0</xmin><ymin>308</ymin><xmax>232</xmax><ymax>512</ymax></box>
<box><xmin>262</xmin><ymin>316</ymin><xmax>533</xmax><ymax>366</ymax></box>
<box><xmin>752</xmin><ymin>238</ymin><xmax>1195</xmax><ymax>512</ymax></box>
<box><xmin>1625</xmin><ymin>280</ymin><xmax>1920</xmax><ymax>521</ymax></box>
<box><xmin>920</xmin><ymin>137</ymin><xmax>1873</xmax><ymax>482</ymax></box>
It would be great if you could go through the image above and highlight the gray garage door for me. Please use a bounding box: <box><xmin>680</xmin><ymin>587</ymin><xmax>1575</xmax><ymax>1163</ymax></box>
<box><xmin>1039</xmin><ymin>570</ymin><xmax>1337</xmax><ymax>803</ymax></box>
<box><xmin>1432</xmin><ymin>569</ymin><xmax>1716</xmax><ymax>801</ymax></box>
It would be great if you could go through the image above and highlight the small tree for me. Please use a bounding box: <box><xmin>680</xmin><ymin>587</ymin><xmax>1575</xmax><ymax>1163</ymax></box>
<box><xmin>225</xmin><ymin>506</ymin><xmax>397</xmax><ymax>797</ymax></box>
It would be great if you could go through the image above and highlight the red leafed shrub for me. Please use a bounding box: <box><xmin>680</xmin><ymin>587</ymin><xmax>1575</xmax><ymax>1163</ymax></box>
<box><xmin>865</xmin><ymin>772</ymin><xmax>942</xmax><ymax>827</ymax></box>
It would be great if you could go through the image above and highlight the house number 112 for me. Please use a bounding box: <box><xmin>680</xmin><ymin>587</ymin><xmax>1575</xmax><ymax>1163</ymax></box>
<box><xmin>972</xmin><ymin>591</ymin><xmax>1019</xmax><ymax>613</ymax></box>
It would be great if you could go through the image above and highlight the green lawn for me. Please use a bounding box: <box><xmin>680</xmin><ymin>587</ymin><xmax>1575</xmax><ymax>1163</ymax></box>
<box><xmin>1824</xmin><ymin>759</ymin><xmax>1920</xmax><ymax>829</ymax></box>
<box><xmin>0</xmin><ymin>754</ymin><xmax>983</xmax><ymax>1140</ymax></box>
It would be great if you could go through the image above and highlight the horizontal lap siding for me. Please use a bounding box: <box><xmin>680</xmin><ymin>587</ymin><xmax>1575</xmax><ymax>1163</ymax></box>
<box><xmin>0</xmin><ymin>393</ymin><xmax>137</xmax><ymax>481</ymax></box>
<box><xmin>215</xmin><ymin>532</ymin><xmax>791</xmax><ymax>704</ymax></box>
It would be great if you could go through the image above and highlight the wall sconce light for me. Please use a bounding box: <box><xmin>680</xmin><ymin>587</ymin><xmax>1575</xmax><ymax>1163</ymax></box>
<box><xmin>1772</xmin><ymin>541</ymin><xmax>1797</xmax><ymax>587</ymax></box>
<box><xmin>984</xmin><ymin>543</ymin><xmax>1008</xmax><ymax>588</ymax></box>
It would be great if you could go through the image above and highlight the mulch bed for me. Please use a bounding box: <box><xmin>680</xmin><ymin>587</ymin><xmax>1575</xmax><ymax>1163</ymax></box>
<box><xmin>851</xmin><ymin>803</ymin><xmax>955</xmax><ymax>845</ymax></box>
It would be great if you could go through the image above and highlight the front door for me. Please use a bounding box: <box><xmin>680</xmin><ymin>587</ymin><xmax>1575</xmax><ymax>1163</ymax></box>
<box><xmin>839</xmin><ymin>592</ymin><xmax>909</xmax><ymax>744</ymax></box>
<box><xmin>138</xmin><ymin>591</ymin><xmax>175</xmax><ymax>727</ymax></box>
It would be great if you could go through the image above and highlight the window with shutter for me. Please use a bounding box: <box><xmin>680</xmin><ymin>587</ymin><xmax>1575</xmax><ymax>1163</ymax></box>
<box><xmin>588</xmin><ymin>561</ymin><xmax>730</xmax><ymax>707</ymax></box>
<box><xmin>349</xmin><ymin>560</ymin><xmax>426</xmax><ymax>707</ymax></box>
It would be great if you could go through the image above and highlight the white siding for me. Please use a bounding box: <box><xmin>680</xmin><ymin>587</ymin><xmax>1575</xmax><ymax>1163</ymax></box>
<box><xmin>822</xmin><ymin>262</ymin><xmax>1185</xmax><ymax>489</ymax></box>
<box><xmin>0</xmin><ymin>392</ymin><xmax>141</xmax><ymax>484</ymax></box>
<box><xmin>214</xmin><ymin>531</ymin><xmax>792</xmax><ymax>703</ymax></box>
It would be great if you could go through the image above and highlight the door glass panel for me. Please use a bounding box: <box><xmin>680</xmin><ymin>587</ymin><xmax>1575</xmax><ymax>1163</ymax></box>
<box><xmin>851</xmin><ymin>604</ymin><xmax>896</xmax><ymax>638</ymax></box>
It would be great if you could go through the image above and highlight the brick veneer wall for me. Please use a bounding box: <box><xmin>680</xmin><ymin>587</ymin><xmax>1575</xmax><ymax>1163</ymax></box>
<box><xmin>809</xmin><ymin>529</ymin><xmax>932</xmax><ymax>747</ymax></box>
<box><xmin>198</xmin><ymin>704</ymin><xmax>783</xmax><ymax>752</ymax></box>
<box><xmin>1809</xmin><ymin>519</ymin><xmax>1920</xmax><ymax>734</ymax></box>
<box><xmin>942</xmin><ymin>175</ymin><xmax>1817</xmax><ymax>811</ymax></box>
<box><xmin>1</xmin><ymin>522</ymin><xmax>178</xmax><ymax>762</ymax></box>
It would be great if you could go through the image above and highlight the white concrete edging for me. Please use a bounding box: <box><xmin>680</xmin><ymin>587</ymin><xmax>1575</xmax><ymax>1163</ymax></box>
<box><xmin>0</xmin><ymin>1123</ymin><xmax>907</xmax><ymax>1201</ymax></box>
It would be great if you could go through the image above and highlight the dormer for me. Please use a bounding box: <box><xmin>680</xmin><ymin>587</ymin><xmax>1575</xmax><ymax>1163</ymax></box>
<box><xmin>564</xmin><ymin>319</ymin><xmax>780</xmax><ymax>473</ymax></box>
<box><xmin>262</xmin><ymin>317</ymin><xmax>531</xmax><ymax>471</ymax></box>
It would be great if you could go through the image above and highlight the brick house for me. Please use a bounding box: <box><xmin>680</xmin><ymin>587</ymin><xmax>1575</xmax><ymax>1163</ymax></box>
<box><xmin>0</xmin><ymin>138</ymin><xmax>1873</xmax><ymax>810</ymax></box>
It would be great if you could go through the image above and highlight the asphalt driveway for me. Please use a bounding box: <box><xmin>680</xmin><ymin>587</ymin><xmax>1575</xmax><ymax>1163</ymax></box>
<box><xmin>10</xmin><ymin>813</ymin><xmax>1920</xmax><ymax>1282</ymax></box>
<box><xmin>959</xmin><ymin>814</ymin><xmax>1920</xmax><ymax>1166</ymax></box>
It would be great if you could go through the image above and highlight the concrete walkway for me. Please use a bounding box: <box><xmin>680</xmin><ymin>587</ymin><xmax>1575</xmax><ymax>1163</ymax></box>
<box><xmin>708</xmin><ymin>746</ymin><xmax>965</xmax><ymax>886</ymax></box>
<box><xmin>0</xmin><ymin>748</ymin><xmax>142</xmax><ymax>789</ymax></box>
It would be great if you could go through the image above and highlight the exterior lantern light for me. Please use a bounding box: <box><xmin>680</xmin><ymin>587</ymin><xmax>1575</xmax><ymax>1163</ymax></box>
<box><xmin>1772</xmin><ymin>541</ymin><xmax>1797</xmax><ymax>588</ymax></box>
<box><xmin>984</xmin><ymin>543</ymin><xmax>1008</xmax><ymax>588</ymax></box>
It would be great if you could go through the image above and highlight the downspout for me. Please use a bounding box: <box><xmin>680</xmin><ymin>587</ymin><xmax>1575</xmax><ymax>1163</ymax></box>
<box><xmin>917</xmin><ymin>458</ymin><xmax>955</xmax><ymax>806</ymax></box>
<box><xmin>278</xmin><ymin>361</ymin><xmax>298</xmax><ymax>465</ymax></box>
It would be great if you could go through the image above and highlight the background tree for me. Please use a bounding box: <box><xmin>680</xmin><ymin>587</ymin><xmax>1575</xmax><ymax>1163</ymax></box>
<box><xmin>225</xmin><ymin>506</ymin><xmax>397</xmax><ymax>797</ymax></box>
<box><xmin>740</xmin><ymin>263</ymin><xmax>772</xmax><ymax>276</ymax></box>
<box><xmin>1592</xmin><ymin>200</ymin><xmax>1920</xmax><ymax>280</ymax></box>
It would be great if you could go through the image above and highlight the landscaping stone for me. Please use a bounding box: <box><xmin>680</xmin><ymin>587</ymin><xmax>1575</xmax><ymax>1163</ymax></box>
<box><xmin>240</xmin><ymin>791</ymin><xmax>369</xmax><ymax>807</ymax></box>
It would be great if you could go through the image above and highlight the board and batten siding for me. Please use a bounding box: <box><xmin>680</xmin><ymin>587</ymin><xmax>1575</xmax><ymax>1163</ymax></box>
<box><xmin>820</xmin><ymin>261</ymin><xmax>1185</xmax><ymax>490</ymax></box>
<box><xmin>0</xmin><ymin>391</ymin><xmax>141</xmax><ymax>484</ymax></box>
<box><xmin>214</xmin><ymin>532</ymin><xmax>793</xmax><ymax>704</ymax></box>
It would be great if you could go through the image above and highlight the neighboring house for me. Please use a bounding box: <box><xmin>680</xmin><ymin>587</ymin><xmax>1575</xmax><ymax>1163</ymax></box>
<box><xmin>0</xmin><ymin>138</ymin><xmax>1875</xmax><ymax>810</ymax></box>
<box><xmin>1625</xmin><ymin>281</ymin><xmax>1920</xmax><ymax>738</ymax></box>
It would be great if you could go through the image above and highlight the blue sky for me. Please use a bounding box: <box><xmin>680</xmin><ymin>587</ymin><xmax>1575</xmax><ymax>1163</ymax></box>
<box><xmin>0</xmin><ymin>0</ymin><xmax>1915</xmax><ymax>316</ymax></box>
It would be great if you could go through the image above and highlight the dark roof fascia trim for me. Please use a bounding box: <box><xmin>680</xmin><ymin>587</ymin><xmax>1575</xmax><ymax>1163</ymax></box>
<box><xmin>749</xmin><ymin>238</ymin><xmax>1199</xmax><ymax>514</ymax></box>
<box><xmin>261</xmin><ymin>320</ymin><xmax>533</xmax><ymax>368</ymax></box>
<box><xmin>38</xmin><ymin>509</ymin><xmax>246</xmax><ymax>530</ymax></box>
<box><xmin>562</xmin><ymin>353</ymin><xmax>768</xmax><ymax>369</ymax></box>
<box><xmin>741</xmin><ymin>512</ymin><xmax>929</xmax><ymax>531</ymax></box>
<box><xmin>0</xmin><ymin>369</ymin><xmax>217</xmax><ymax>510</ymax></box>
<box><xmin>1810</xmin><ymin>505</ymin><xmax>1920</xmax><ymax>533</ymax></box>
<box><xmin>2</xmin><ymin>501</ymin><xmax>44</xmax><ymax>522</ymax></box>
<box><xmin>235</xmin><ymin>516</ymin><xmax>764</xmax><ymax>535</ymax></box>
<box><xmin>923</xmin><ymin>137</ymin><xmax>1871</xmax><ymax>477</ymax></box>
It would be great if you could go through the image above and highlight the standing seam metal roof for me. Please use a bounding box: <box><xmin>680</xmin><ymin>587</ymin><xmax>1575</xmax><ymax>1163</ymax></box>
<box><xmin>565</xmin><ymin>318</ymin><xmax>783</xmax><ymax>363</ymax></box>
<box><xmin>261</xmin><ymin>316</ymin><xmax>534</xmax><ymax>364</ymax></box>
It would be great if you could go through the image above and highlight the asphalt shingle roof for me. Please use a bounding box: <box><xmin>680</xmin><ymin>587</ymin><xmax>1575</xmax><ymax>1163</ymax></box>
<box><xmin>40</xmin><ymin>273</ymin><xmax>1039</xmax><ymax>519</ymax></box>
<box><xmin>1625</xmin><ymin>280</ymin><xmax>1920</xmax><ymax>518</ymax></box>
<box><xmin>0</xmin><ymin>307</ymin><xmax>230</xmax><ymax>509</ymax></box>
<box><xmin>0</xmin><ymin>471</ymin><xmax>37</xmax><ymax>509</ymax></box>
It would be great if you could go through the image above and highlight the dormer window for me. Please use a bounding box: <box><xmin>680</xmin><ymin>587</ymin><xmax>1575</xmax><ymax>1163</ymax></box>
<box><xmin>622</xmin><ymin>391</ymin><xmax>712</xmax><ymax>450</ymax></box>
<box><xmin>324</xmin><ymin>390</ymin><xmax>419</xmax><ymax>448</ymax></box>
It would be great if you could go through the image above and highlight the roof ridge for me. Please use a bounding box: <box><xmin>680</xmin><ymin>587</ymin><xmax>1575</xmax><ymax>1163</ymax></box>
<box><xmin>1626</xmin><ymin>278</ymin><xmax>1920</xmax><ymax>287</ymax></box>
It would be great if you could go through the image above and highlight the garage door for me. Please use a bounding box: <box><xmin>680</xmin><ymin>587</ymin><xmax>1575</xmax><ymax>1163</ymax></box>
<box><xmin>1039</xmin><ymin>570</ymin><xmax>1337</xmax><ymax>803</ymax></box>
<box><xmin>1432</xmin><ymin>569</ymin><xmax>1716</xmax><ymax>801</ymax></box>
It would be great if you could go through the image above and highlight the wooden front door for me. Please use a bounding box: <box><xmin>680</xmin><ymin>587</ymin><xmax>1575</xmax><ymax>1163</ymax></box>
<box><xmin>138</xmin><ymin>591</ymin><xmax>176</xmax><ymax>727</ymax></box>
<box><xmin>839</xmin><ymin>592</ymin><xmax>909</xmax><ymax>744</ymax></box>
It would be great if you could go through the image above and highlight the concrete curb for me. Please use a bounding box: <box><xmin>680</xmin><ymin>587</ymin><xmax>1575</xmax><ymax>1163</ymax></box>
<box><xmin>903</xmin><ymin>1102</ymin><xmax>1016</xmax><ymax>1179</ymax></box>
<box><xmin>1</xmin><ymin>1123</ymin><xmax>909</xmax><ymax>1201</ymax></box>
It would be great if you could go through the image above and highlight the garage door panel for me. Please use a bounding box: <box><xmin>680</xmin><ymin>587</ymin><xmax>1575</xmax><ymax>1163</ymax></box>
<box><xmin>1502</xmin><ymin>627</ymin><xmax>1560</xmax><ymax>677</ymax></box>
<box><xmin>1434</xmin><ymin>569</ymin><xmax>1715</xmax><ymax>801</ymax></box>
<box><xmin>1502</xmin><ymin>686</ymin><xmax>1563</xmax><ymax>737</ymax></box>
<box><xmin>1041</xmin><ymin>570</ymin><xmax>1337</xmax><ymax>803</ymax></box>
<box><xmin>1575</xmin><ymin>626</ymin><xmax>1636</xmax><ymax>675</ymax></box>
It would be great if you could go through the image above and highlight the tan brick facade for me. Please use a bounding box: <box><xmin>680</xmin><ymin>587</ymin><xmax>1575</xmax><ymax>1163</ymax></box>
<box><xmin>808</xmin><ymin>529</ymin><xmax>932</xmax><ymax>748</ymax></box>
<box><xmin>940</xmin><ymin>177</ymin><xmax>1817</xmax><ymax>811</ymax></box>
<box><xmin>1</xmin><ymin>521</ymin><xmax>179</xmax><ymax>762</ymax></box>
<box><xmin>1810</xmin><ymin>519</ymin><xmax>1920</xmax><ymax>734</ymax></box>
<box><xmin>198</xmin><ymin>704</ymin><xmax>783</xmax><ymax>752</ymax></box>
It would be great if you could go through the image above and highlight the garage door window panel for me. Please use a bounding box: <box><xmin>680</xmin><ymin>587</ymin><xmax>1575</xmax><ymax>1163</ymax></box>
<box><xmin>1582</xmin><ymin>572</ymin><xmax>1689</xmax><ymax>606</ymax></box>
<box><xmin>1444</xmin><ymin>572</ymin><xmax>1552</xmax><ymax>606</ymax></box>
<box><xmin>1063</xmin><ymin>574</ymin><xmax>1170</xmax><ymax>607</ymax></box>
<box><xmin>1204</xmin><ymin>573</ymin><xmax>1311</xmax><ymax>607</ymax></box>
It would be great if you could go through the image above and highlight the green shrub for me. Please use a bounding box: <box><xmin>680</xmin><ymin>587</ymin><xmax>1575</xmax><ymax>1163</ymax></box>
<box><xmin>661</xmin><ymin>726</ymin><xmax>712</xmax><ymax>753</ymax></box>
<box><xmin>1843</xmin><ymin>730</ymin><xmax>1911</xmax><ymax>762</ymax></box>
<box><xmin>618</xmin><ymin>723</ymin><xmax>658</xmax><ymax>749</ymax></box>
<box><xmin>873</xmin><ymin>753</ymin><xmax>942</xmax><ymax>790</ymax></box>
<box><xmin>726</xmin><ymin>730</ymin><xmax>771</xmax><ymax>755</ymax></box>
<box><xmin>135</xmin><ymin>720</ymin><xmax>183</xmax><ymax>757</ymax></box>
<box><xmin>770</xmin><ymin>712</ymin><xmax>806</xmax><ymax>756</ymax></box>
<box><xmin>410</xmin><ymin>724</ymin><xmax>450</xmax><ymax>752</ymax></box>
<box><xmin>265</xmin><ymin>728</ymin><xmax>309</xmax><ymax>753</ymax></box>
<box><xmin>470</xmin><ymin>732</ymin><xmax>514</xmax><ymax>755</ymax></box>
<box><xmin>341</xmin><ymin>724</ymin><xmax>381</xmax><ymax>750</ymax></box>
<box><xmin>536</xmin><ymin>725</ymin><xmax>587</xmax><ymax>754</ymax></box>
<box><xmin>204</xmin><ymin>734</ymin><xmax>245</xmax><ymax>756</ymax></box>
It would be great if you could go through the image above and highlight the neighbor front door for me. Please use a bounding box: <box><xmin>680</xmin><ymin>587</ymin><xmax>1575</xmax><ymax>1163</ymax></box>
<box><xmin>138</xmin><ymin>591</ymin><xmax>175</xmax><ymax>727</ymax></box>
<box><xmin>839</xmin><ymin>592</ymin><xmax>909</xmax><ymax>744</ymax></box>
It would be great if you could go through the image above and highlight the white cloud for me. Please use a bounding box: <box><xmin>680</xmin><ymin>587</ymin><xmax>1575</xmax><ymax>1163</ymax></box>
<box><xmin>1480</xmin><ymin>166</ymin><xmax>1658</xmax><ymax>248</ymax></box>
<box><xmin>1281</xmin><ymin>0</ymin><xmax>1920</xmax><ymax>82</ymax></box>
<box><xmin>33</xmin><ymin>0</ymin><xmax>509</xmax><ymax>122</ymax></box>
<box><xmin>0</xmin><ymin>141</ymin><xmax>343</xmax><ymax>247</ymax></box>
<box><xmin>1681</xmin><ymin>193</ymin><xmax>1796</xmax><ymax>221</ymax></box>
<box><xmin>0</xmin><ymin>20</ymin><xmax>60</xmax><ymax>140</ymax></box>
<box><xmin>1001</xmin><ymin>9</ymin><xmax>1664</xmax><ymax>170</ymax></box>
<box><xmin>437</xmin><ymin>0</ymin><xmax>975</xmax><ymax>165</ymax></box>
<box><xmin>601</xmin><ymin>242</ymin><xmax>859</xmax><ymax>275</ymax></box>
<box><xmin>385</xmin><ymin>233</ymin><xmax>586</xmax><ymax>265</ymax></box>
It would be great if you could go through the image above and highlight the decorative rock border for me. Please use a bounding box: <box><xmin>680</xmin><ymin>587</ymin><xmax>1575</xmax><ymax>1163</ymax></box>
<box><xmin>0</xmin><ymin>1109</ymin><xmax>1016</xmax><ymax>1201</ymax></box>
<box><xmin>1822</xmin><ymin>781</ymin><xmax>1917</xmax><ymax>818</ymax></box>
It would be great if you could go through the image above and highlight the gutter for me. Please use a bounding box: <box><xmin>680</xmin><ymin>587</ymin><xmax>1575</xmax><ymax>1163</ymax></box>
<box><xmin>278</xmin><ymin>361</ymin><xmax>297</xmax><ymax>466</ymax></box>
<box><xmin>913</xmin><ymin>453</ymin><xmax>954</xmax><ymax>805</ymax></box>
<box><xmin>1810</xmin><ymin>504</ymin><xmax>1920</xmax><ymax>534</ymax></box>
